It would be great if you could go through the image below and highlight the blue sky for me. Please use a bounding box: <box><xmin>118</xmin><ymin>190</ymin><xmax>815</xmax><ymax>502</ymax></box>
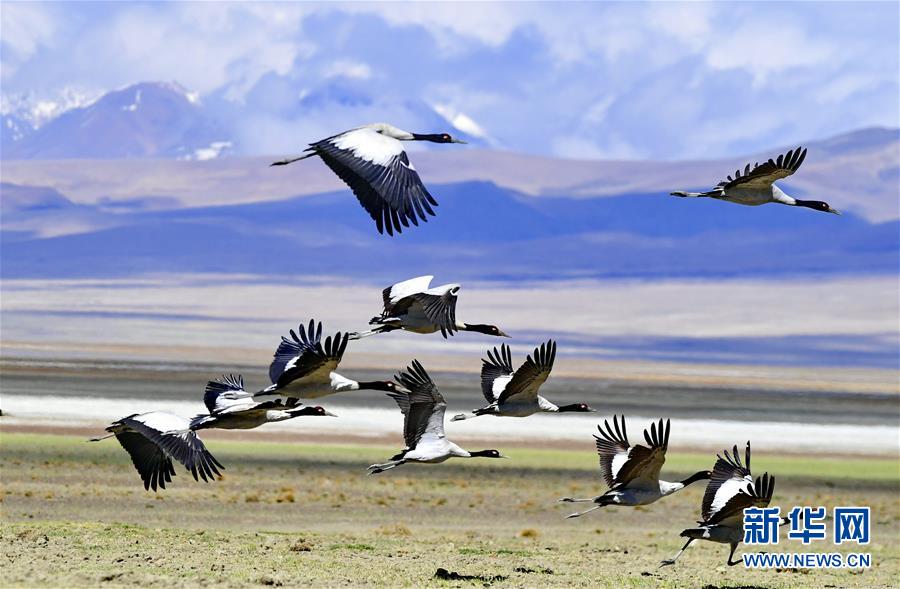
<box><xmin>2</xmin><ymin>1</ymin><xmax>898</xmax><ymax>159</ymax></box>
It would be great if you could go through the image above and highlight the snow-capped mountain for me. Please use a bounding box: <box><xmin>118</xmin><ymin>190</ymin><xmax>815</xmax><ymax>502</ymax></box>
<box><xmin>2</xmin><ymin>82</ymin><xmax>229</xmax><ymax>159</ymax></box>
<box><xmin>1</xmin><ymin>80</ymin><xmax>490</xmax><ymax>160</ymax></box>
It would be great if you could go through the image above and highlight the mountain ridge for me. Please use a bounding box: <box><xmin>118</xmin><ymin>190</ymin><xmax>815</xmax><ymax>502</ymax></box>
<box><xmin>2</xmin><ymin>180</ymin><xmax>895</xmax><ymax>281</ymax></box>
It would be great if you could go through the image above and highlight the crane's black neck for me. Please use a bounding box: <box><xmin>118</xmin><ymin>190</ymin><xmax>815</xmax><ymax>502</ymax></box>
<box><xmin>293</xmin><ymin>406</ymin><xmax>327</xmax><ymax>416</ymax></box>
<box><xmin>557</xmin><ymin>403</ymin><xmax>594</xmax><ymax>413</ymax></box>
<box><xmin>469</xmin><ymin>449</ymin><xmax>502</xmax><ymax>458</ymax></box>
<box><xmin>358</xmin><ymin>381</ymin><xmax>396</xmax><ymax>392</ymax></box>
<box><xmin>411</xmin><ymin>133</ymin><xmax>451</xmax><ymax>143</ymax></box>
<box><xmin>463</xmin><ymin>323</ymin><xmax>498</xmax><ymax>336</ymax></box>
<box><xmin>680</xmin><ymin>470</ymin><xmax>712</xmax><ymax>486</ymax></box>
<box><xmin>794</xmin><ymin>199</ymin><xmax>831</xmax><ymax>212</ymax></box>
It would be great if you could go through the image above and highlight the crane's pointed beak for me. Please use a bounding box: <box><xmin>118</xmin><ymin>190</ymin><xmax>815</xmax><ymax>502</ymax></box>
<box><xmin>827</xmin><ymin>207</ymin><xmax>841</xmax><ymax>215</ymax></box>
<box><xmin>451</xmin><ymin>138</ymin><xmax>467</xmax><ymax>144</ymax></box>
<box><xmin>499</xmin><ymin>330</ymin><xmax>511</xmax><ymax>338</ymax></box>
<box><xmin>323</xmin><ymin>410</ymin><xmax>338</xmax><ymax>417</ymax></box>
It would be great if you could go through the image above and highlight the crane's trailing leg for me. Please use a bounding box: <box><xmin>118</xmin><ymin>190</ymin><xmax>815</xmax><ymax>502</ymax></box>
<box><xmin>270</xmin><ymin>151</ymin><xmax>315</xmax><ymax>166</ymax></box>
<box><xmin>88</xmin><ymin>433</ymin><xmax>115</xmax><ymax>442</ymax></box>
<box><xmin>348</xmin><ymin>325</ymin><xmax>399</xmax><ymax>340</ymax></box>
<box><xmin>367</xmin><ymin>459</ymin><xmax>405</xmax><ymax>475</ymax></box>
<box><xmin>659</xmin><ymin>538</ymin><xmax>694</xmax><ymax>568</ymax></box>
<box><xmin>670</xmin><ymin>190</ymin><xmax>720</xmax><ymax>198</ymax></box>
<box><xmin>565</xmin><ymin>504</ymin><xmax>604</xmax><ymax>518</ymax></box>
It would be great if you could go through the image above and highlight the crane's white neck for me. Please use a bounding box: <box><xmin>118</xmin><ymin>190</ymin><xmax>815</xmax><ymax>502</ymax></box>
<box><xmin>330</xmin><ymin>372</ymin><xmax>359</xmax><ymax>392</ymax></box>
<box><xmin>538</xmin><ymin>397</ymin><xmax>559</xmax><ymax>412</ymax></box>
<box><xmin>772</xmin><ymin>185</ymin><xmax>796</xmax><ymax>205</ymax></box>
<box><xmin>659</xmin><ymin>480</ymin><xmax>684</xmax><ymax>496</ymax></box>
<box><xmin>266</xmin><ymin>410</ymin><xmax>295</xmax><ymax>423</ymax></box>
<box><xmin>366</xmin><ymin>123</ymin><xmax>414</xmax><ymax>140</ymax></box>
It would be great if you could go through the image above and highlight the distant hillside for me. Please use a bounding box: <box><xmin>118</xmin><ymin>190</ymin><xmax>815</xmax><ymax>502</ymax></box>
<box><xmin>3</xmin><ymin>127</ymin><xmax>897</xmax><ymax>222</ymax></box>
<box><xmin>2</xmin><ymin>180</ymin><xmax>895</xmax><ymax>281</ymax></box>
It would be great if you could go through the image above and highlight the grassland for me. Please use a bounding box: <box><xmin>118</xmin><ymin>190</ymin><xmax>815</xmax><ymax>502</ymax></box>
<box><xmin>1</xmin><ymin>432</ymin><xmax>898</xmax><ymax>588</ymax></box>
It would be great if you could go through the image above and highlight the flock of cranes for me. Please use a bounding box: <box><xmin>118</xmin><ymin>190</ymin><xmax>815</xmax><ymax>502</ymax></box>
<box><xmin>92</xmin><ymin>123</ymin><xmax>831</xmax><ymax>570</ymax></box>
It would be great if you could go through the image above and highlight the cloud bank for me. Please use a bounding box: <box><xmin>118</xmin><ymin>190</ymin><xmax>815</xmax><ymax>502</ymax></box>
<box><xmin>2</xmin><ymin>1</ymin><xmax>897</xmax><ymax>159</ymax></box>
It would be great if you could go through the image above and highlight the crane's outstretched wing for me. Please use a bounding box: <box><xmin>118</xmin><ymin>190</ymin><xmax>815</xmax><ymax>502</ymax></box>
<box><xmin>382</xmin><ymin>275</ymin><xmax>434</xmax><ymax>314</ymax></box>
<box><xmin>311</xmin><ymin>128</ymin><xmax>438</xmax><ymax>236</ymax></box>
<box><xmin>702</xmin><ymin>442</ymin><xmax>762</xmax><ymax>524</ymax></box>
<box><xmin>204</xmin><ymin>374</ymin><xmax>254</xmax><ymax>414</ymax></box>
<box><xmin>389</xmin><ymin>360</ymin><xmax>445</xmax><ymax>449</ymax></box>
<box><xmin>480</xmin><ymin>343</ymin><xmax>514</xmax><ymax>403</ymax></box>
<box><xmin>411</xmin><ymin>285</ymin><xmax>460</xmax><ymax>338</ymax></box>
<box><xmin>117</xmin><ymin>412</ymin><xmax>224</xmax><ymax>485</ymax></box>
<box><xmin>717</xmin><ymin>147</ymin><xmax>807</xmax><ymax>191</ymax></box>
<box><xmin>594</xmin><ymin>415</ymin><xmax>668</xmax><ymax>489</ymax></box>
<box><xmin>268</xmin><ymin>320</ymin><xmax>349</xmax><ymax>389</ymax></box>
<box><xmin>707</xmin><ymin>472</ymin><xmax>776</xmax><ymax>527</ymax></box>
<box><xmin>113</xmin><ymin>430</ymin><xmax>176</xmax><ymax>492</ymax></box>
<box><xmin>497</xmin><ymin>340</ymin><xmax>556</xmax><ymax>404</ymax></box>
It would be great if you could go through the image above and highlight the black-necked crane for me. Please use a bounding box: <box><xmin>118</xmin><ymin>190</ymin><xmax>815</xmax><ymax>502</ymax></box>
<box><xmin>89</xmin><ymin>412</ymin><xmax>223</xmax><ymax>491</ymax></box>
<box><xmin>451</xmin><ymin>340</ymin><xmax>594</xmax><ymax>421</ymax></box>
<box><xmin>257</xmin><ymin>320</ymin><xmax>400</xmax><ymax>400</ymax></box>
<box><xmin>659</xmin><ymin>442</ymin><xmax>779</xmax><ymax>567</ymax></box>
<box><xmin>367</xmin><ymin>360</ymin><xmax>506</xmax><ymax>474</ymax></box>
<box><xmin>671</xmin><ymin>147</ymin><xmax>840</xmax><ymax>214</ymax></box>
<box><xmin>271</xmin><ymin>123</ymin><xmax>466</xmax><ymax>235</ymax></box>
<box><xmin>349</xmin><ymin>275</ymin><xmax>510</xmax><ymax>340</ymax></box>
<box><xmin>190</xmin><ymin>374</ymin><xmax>336</xmax><ymax>430</ymax></box>
<box><xmin>559</xmin><ymin>415</ymin><xmax>710</xmax><ymax>517</ymax></box>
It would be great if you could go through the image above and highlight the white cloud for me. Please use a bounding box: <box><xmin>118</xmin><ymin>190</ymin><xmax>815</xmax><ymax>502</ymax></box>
<box><xmin>0</xmin><ymin>3</ymin><xmax>60</xmax><ymax>79</ymax></box>
<box><xmin>705</xmin><ymin>21</ymin><xmax>837</xmax><ymax>85</ymax></box>
<box><xmin>343</xmin><ymin>3</ymin><xmax>525</xmax><ymax>48</ymax></box>
<box><xmin>646</xmin><ymin>3</ymin><xmax>714</xmax><ymax>50</ymax></box>
<box><xmin>433</xmin><ymin>103</ymin><xmax>490</xmax><ymax>140</ymax></box>
<box><xmin>552</xmin><ymin>135</ymin><xmax>642</xmax><ymax>161</ymax></box>
<box><xmin>0</xmin><ymin>2</ymin><xmax>897</xmax><ymax>160</ymax></box>
<box><xmin>0</xmin><ymin>3</ymin><xmax>58</xmax><ymax>58</ymax></box>
<box><xmin>816</xmin><ymin>72</ymin><xmax>883</xmax><ymax>104</ymax></box>
<box><xmin>323</xmin><ymin>60</ymin><xmax>372</xmax><ymax>80</ymax></box>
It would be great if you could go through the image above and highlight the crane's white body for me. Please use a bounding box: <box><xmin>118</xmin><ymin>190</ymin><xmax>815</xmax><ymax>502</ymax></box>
<box><xmin>682</xmin><ymin>524</ymin><xmax>742</xmax><ymax>544</ymax></box>
<box><xmin>266</xmin><ymin>370</ymin><xmax>336</xmax><ymax>399</ymax></box>
<box><xmin>368</xmin><ymin>360</ymin><xmax>504</xmax><ymax>474</ymax></box>
<box><xmin>382</xmin><ymin>308</ymin><xmax>442</xmax><ymax>334</ymax></box>
<box><xmin>453</xmin><ymin>341</ymin><xmax>566</xmax><ymax>421</ymax></box>
<box><xmin>195</xmin><ymin>374</ymin><xmax>336</xmax><ymax>430</ymax></box>
<box><xmin>708</xmin><ymin>184</ymin><xmax>796</xmax><ymax>207</ymax></box>
<box><xmin>402</xmin><ymin>434</ymin><xmax>472</xmax><ymax>464</ymax></box>
<box><xmin>191</xmin><ymin>408</ymin><xmax>308</xmax><ymax>430</ymax></box>
<box><xmin>331</xmin><ymin>124</ymin><xmax>412</xmax><ymax>167</ymax></box>
<box><xmin>561</xmin><ymin>417</ymin><xmax>707</xmax><ymax>517</ymax></box>
<box><xmin>380</xmin><ymin>280</ymin><xmax>462</xmax><ymax>334</ymax></box>
<box><xmin>593</xmin><ymin>480</ymin><xmax>687</xmax><ymax>507</ymax></box>
<box><xmin>461</xmin><ymin>396</ymin><xmax>559</xmax><ymax>419</ymax></box>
